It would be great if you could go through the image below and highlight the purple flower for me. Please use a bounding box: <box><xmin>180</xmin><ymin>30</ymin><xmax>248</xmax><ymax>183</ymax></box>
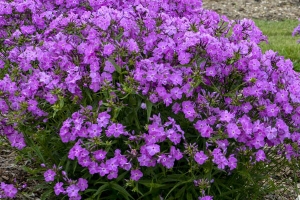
<box><xmin>252</xmin><ymin>135</ymin><xmax>265</xmax><ymax>149</ymax></box>
<box><xmin>141</xmin><ymin>103</ymin><xmax>147</xmax><ymax>109</ymax></box>
<box><xmin>275</xmin><ymin>90</ymin><xmax>288</xmax><ymax>103</ymax></box>
<box><xmin>76</xmin><ymin>178</ymin><xmax>88</xmax><ymax>191</ymax></box>
<box><xmin>241</xmin><ymin>102</ymin><xmax>253</xmax><ymax>113</ymax></box>
<box><xmin>194</xmin><ymin>120</ymin><xmax>213</xmax><ymax>138</ymax></box>
<box><xmin>219</xmin><ymin>110</ymin><xmax>234</xmax><ymax>122</ymax></box>
<box><xmin>88</xmin><ymin>162</ymin><xmax>100</xmax><ymax>175</ymax></box>
<box><xmin>93</xmin><ymin>149</ymin><xmax>107</xmax><ymax>161</ymax></box>
<box><xmin>194</xmin><ymin>151</ymin><xmax>208</xmax><ymax>165</ymax></box>
<box><xmin>68</xmin><ymin>142</ymin><xmax>83</xmax><ymax>160</ymax></box>
<box><xmin>276</xmin><ymin>119</ymin><xmax>289</xmax><ymax>133</ymax></box>
<box><xmin>137</xmin><ymin>154</ymin><xmax>156</xmax><ymax>167</ymax></box>
<box><xmin>1</xmin><ymin>183</ymin><xmax>17</xmax><ymax>198</ymax></box>
<box><xmin>78</xmin><ymin>156</ymin><xmax>92</xmax><ymax>167</ymax></box>
<box><xmin>256</xmin><ymin>150</ymin><xmax>266</xmax><ymax>162</ymax></box>
<box><xmin>228</xmin><ymin>155</ymin><xmax>237</xmax><ymax>170</ymax></box>
<box><xmin>130</xmin><ymin>169</ymin><xmax>143</xmax><ymax>181</ymax></box>
<box><xmin>170</xmin><ymin>72</ymin><xmax>183</xmax><ymax>86</ymax></box>
<box><xmin>97</xmin><ymin>112</ymin><xmax>111</xmax><ymax>128</ymax></box>
<box><xmin>106</xmin><ymin>157</ymin><xmax>119</xmax><ymax>172</ymax></box>
<box><xmin>172</xmin><ymin>103</ymin><xmax>181</xmax><ymax>114</ymax></box>
<box><xmin>170</xmin><ymin>87</ymin><xmax>183</xmax><ymax>100</ymax></box>
<box><xmin>282</xmin><ymin>103</ymin><xmax>293</xmax><ymax>114</ymax></box>
<box><xmin>178</xmin><ymin>52</ymin><xmax>191</xmax><ymax>65</ymax></box>
<box><xmin>226</xmin><ymin>123</ymin><xmax>241</xmax><ymax>139</ymax></box>
<box><xmin>248</xmin><ymin>59</ymin><xmax>260</xmax><ymax>71</ymax></box>
<box><xmin>170</xmin><ymin>146</ymin><xmax>183</xmax><ymax>160</ymax></box>
<box><xmin>126</xmin><ymin>39</ymin><xmax>139</xmax><ymax>52</ymax></box>
<box><xmin>216</xmin><ymin>140</ymin><xmax>229</xmax><ymax>151</ymax></box>
<box><xmin>182</xmin><ymin>101</ymin><xmax>196</xmax><ymax>121</ymax></box>
<box><xmin>0</xmin><ymin>60</ymin><xmax>4</xmax><ymax>69</ymax></box>
<box><xmin>156</xmin><ymin>86</ymin><xmax>167</xmax><ymax>98</ymax></box>
<box><xmin>266</xmin><ymin>104</ymin><xmax>279</xmax><ymax>117</ymax></box>
<box><xmin>145</xmin><ymin>144</ymin><xmax>160</xmax><ymax>156</ymax></box>
<box><xmin>292</xmin><ymin>113</ymin><xmax>300</xmax><ymax>125</ymax></box>
<box><xmin>104</xmin><ymin>60</ymin><xmax>115</xmax><ymax>73</ymax></box>
<box><xmin>99</xmin><ymin>163</ymin><xmax>109</xmax><ymax>177</ymax></box>
<box><xmin>103</xmin><ymin>44</ymin><xmax>115</xmax><ymax>56</ymax></box>
<box><xmin>107</xmin><ymin>171</ymin><xmax>118</xmax><ymax>180</ymax></box>
<box><xmin>44</xmin><ymin>169</ymin><xmax>56</xmax><ymax>182</ymax></box>
<box><xmin>20</xmin><ymin>25</ymin><xmax>36</xmax><ymax>35</ymax></box>
<box><xmin>66</xmin><ymin>184</ymin><xmax>80</xmax><ymax>198</ymax></box>
<box><xmin>106</xmin><ymin>123</ymin><xmax>126</xmax><ymax>137</ymax></box>
<box><xmin>7</xmin><ymin>133</ymin><xmax>26</xmax><ymax>150</ymax></box>
<box><xmin>265</xmin><ymin>126</ymin><xmax>277</xmax><ymax>140</ymax></box>
<box><xmin>87</xmin><ymin>124</ymin><xmax>101</xmax><ymax>138</ymax></box>
<box><xmin>199</xmin><ymin>196</ymin><xmax>213</xmax><ymax>200</ymax></box>
<box><xmin>158</xmin><ymin>154</ymin><xmax>175</xmax><ymax>169</ymax></box>
<box><xmin>206</xmin><ymin>66</ymin><xmax>217</xmax><ymax>77</ymax></box>
<box><xmin>167</xmin><ymin>129</ymin><xmax>182</xmax><ymax>145</ymax></box>
<box><xmin>54</xmin><ymin>182</ymin><xmax>65</xmax><ymax>195</ymax></box>
<box><xmin>212</xmin><ymin>149</ymin><xmax>228</xmax><ymax>169</ymax></box>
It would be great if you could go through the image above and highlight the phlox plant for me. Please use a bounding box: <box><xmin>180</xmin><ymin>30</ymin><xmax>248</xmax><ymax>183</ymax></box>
<box><xmin>1</xmin><ymin>0</ymin><xmax>300</xmax><ymax>199</ymax></box>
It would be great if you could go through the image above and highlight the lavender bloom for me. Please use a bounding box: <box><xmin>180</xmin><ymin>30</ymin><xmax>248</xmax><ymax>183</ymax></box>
<box><xmin>44</xmin><ymin>169</ymin><xmax>56</xmax><ymax>182</ymax></box>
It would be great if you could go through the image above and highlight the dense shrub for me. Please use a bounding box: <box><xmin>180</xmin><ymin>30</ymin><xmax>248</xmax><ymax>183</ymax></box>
<box><xmin>1</xmin><ymin>0</ymin><xmax>300</xmax><ymax>199</ymax></box>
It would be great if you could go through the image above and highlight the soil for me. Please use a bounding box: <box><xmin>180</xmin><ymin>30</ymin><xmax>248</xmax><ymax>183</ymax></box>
<box><xmin>202</xmin><ymin>0</ymin><xmax>300</xmax><ymax>21</ymax></box>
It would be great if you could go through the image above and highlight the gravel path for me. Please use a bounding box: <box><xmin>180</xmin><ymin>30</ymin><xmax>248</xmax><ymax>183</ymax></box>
<box><xmin>202</xmin><ymin>0</ymin><xmax>300</xmax><ymax>21</ymax></box>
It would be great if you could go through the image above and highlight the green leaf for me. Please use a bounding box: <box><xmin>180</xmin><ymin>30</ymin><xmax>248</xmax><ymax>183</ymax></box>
<box><xmin>175</xmin><ymin>185</ymin><xmax>186</xmax><ymax>199</ymax></box>
<box><xmin>115</xmin><ymin>30</ymin><xmax>124</xmax><ymax>41</ymax></box>
<box><xmin>164</xmin><ymin>179</ymin><xmax>193</xmax><ymax>199</ymax></box>
<box><xmin>161</xmin><ymin>174</ymin><xmax>188</xmax><ymax>182</ymax></box>
<box><xmin>23</xmin><ymin>133</ymin><xmax>46</xmax><ymax>163</ymax></box>
<box><xmin>85</xmin><ymin>89</ymin><xmax>93</xmax><ymax>102</ymax></box>
<box><xmin>85</xmin><ymin>189</ymin><xmax>97</xmax><ymax>193</ymax></box>
<box><xmin>138</xmin><ymin>180</ymin><xmax>166</xmax><ymax>189</ymax></box>
<box><xmin>59</xmin><ymin>98</ymin><xmax>64</xmax><ymax>108</ymax></box>
<box><xmin>40</xmin><ymin>189</ymin><xmax>53</xmax><ymax>200</ymax></box>
<box><xmin>145</xmin><ymin>100</ymin><xmax>152</xmax><ymax>123</ymax></box>
<box><xmin>186</xmin><ymin>192</ymin><xmax>193</xmax><ymax>200</ymax></box>
<box><xmin>110</xmin><ymin>182</ymin><xmax>134</xmax><ymax>200</ymax></box>
<box><xmin>92</xmin><ymin>183</ymin><xmax>109</xmax><ymax>198</ymax></box>
<box><xmin>115</xmin><ymin>171</ymin><xmax>129</xmax><ymax>183</ymax></box>
<box><xmin>108</xmin><ymin>58</ymin><xmax>121</xmax><ymax>74</ymax></box>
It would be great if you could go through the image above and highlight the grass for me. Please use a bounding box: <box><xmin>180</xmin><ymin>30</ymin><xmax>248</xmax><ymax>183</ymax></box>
<box><xmin>253</xmin><ymin>19</ymin><xmax>300</xmax><ymax>71</ymax></box>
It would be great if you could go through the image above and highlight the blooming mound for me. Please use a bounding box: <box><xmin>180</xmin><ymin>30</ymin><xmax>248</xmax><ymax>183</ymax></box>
<box><xmin>1</xmin><ymin>0</ymin><xmax>300</xmax><ymax>199</ymax></box>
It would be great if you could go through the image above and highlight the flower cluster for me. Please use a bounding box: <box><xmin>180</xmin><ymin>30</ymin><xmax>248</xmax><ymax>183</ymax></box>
<box><xmin>60</xmin><ymin>106</ymin><xmax>185</xmax><ymax>181</ymax></box>
<box><xmin>1</xmin><ymin>0</ymin><xmax>300</xmax><ymax>199</ymax></box>
<box><xmin>0</xmin><ymin>182</ymin><xmax>18</xmax><ymax>199</ymax></box>
<box><xmin>42</xmin><ymin>164</ymin><xmax>88</xmax><ymax>199</ymax></box>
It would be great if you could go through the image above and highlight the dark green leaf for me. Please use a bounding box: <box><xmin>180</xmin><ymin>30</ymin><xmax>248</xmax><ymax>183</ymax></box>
<box><xmin>92</xmin><ymin>183</ymin><xmax>109</xmax><ymax>198</ymax></box>
<box><xmin>145</xmin><ymin>100</ymin><xmax>152</xmax><ymax>123</ymax></box>
<box><xmin>138</xmin><ymin>180</ymin><xmax>166</xmax><ymax>189</ymax></box>
<box><xmin>110</xmin><ymin>182</ymin><xmax>134</xmax><ymax>200</ymax></box>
